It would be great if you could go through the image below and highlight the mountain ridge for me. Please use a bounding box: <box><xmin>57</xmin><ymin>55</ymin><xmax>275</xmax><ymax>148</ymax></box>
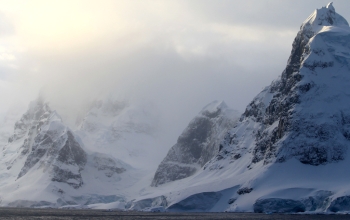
<box><xmin>1</xmin><ymin>2</ymin><xmax>350</xmax><ymax>213</ymax></box>
<box><xmin>0</xmin><ymin>98</ymin><xmax>138</xmax><ymax>207</ymax></box>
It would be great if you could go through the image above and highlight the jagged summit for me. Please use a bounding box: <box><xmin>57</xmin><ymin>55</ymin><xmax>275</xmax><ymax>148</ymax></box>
<box><xmin>301</xmin><ymin>2</ymin><xmax>349</xmax><ymax>36</ymax></box>
<box><xmin>326</xmin><ymin>2</ymin><xmax>334</xmax><ymax>10</ymax></box>
<box><xmin>7</xmin><ymin>98</ymin><xmax>51</xmax><ymax>144</ymax></box>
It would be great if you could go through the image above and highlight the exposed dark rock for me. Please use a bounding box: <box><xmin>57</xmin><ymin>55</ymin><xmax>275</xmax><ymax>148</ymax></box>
<box><xmin>152</xmin><ymin>162</ymin><xmax>197</xmax><ymax>187</ymax></box>
<box><xmin>237</xmin><ymin>187</ymin><xmax>253</xmax><ymax>195</ymax></box>
<box><xmin>151</xmin><ymin>101</ymin><xmax>239</xmax><ymax>186</ymax></box>
<box><xmin>228</xmin><ymin>198</ymin><xmax>236</xmax><ymax>204</ymax></box>
<box><xmin>304</xmin><ymin>61</ymin><xmax>334</xmax><ymax>70</ymax></box>
<box><xmin>92</xmin><ymin>154</ymin><xmax>126</xmax><ymax>177</ymax></box>
<box><xmin>57</xmin><ymin>131</ymin><xmax>87</xmax><ymax>168</ymax></box>
<box><xmin>51</xmin><ymin>167</ymin><xmax>84</xmax><ymax>189</ymax></box>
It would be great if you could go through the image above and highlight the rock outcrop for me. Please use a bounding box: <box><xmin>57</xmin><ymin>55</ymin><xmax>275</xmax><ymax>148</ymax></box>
<box><xmin>152</xmin><ymin>101</ymin><xmax>240</xmax><ymax>186</ymax></box>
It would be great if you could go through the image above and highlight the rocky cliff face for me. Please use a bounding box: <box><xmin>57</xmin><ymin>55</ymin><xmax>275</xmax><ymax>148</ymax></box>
<box><xmin>2</xmin><ymin>98</ymin><xmax>88</xmax><ymax>188</ymax></box>
<box><xmin>7</xmin><ymin>97</ymin><xmax>51</xmax><ymax>153</ymax></box>
<box><xmin>151</xmin><ymin>101</ymin><xmax>240</xmax><ymax>186</ymax></box>
<box><xmin>4</xmin><ymin>98</ymin><xmax>52</xmax><ymax>169</ymax></box>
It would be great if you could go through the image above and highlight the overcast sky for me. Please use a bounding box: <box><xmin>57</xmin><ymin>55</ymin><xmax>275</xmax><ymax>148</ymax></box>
<box><xmin>0</xmin><ymin>0</ymin><xmax>349</xmax><ymax>138</ymax></box>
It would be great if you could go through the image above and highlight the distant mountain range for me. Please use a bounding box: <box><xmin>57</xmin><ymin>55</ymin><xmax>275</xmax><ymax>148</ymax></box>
<box><xmin>1</xmin><ymin>2</ymin><xmax>350</xmax><ymax>214</ymax></box>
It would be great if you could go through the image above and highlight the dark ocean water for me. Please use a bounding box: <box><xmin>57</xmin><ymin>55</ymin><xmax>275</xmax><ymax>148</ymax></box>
<box><xmin>1</xmin><ymin>208</ymin><xmax>350</xmax><ymax>220</ymax></box>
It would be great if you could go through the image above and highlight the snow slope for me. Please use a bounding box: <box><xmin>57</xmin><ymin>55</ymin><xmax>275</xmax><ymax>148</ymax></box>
<box><xmin>128</xmin><ymin>3</ymin><xmax>350</xmax><ymax>213</ymax></box>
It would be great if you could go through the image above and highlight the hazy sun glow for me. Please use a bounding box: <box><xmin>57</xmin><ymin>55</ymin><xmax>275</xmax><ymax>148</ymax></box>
<box><xmin>0</xmin><ymin>1</ymin><xmax>131</xmax><ymax>51</ymax></box>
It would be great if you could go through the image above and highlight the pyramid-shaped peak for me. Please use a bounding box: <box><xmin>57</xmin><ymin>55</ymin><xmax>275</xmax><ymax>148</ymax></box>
<box><xmin>301</xmin><ymin>3</ymin><xmax>349</xmax><ymax>35</ymax></box>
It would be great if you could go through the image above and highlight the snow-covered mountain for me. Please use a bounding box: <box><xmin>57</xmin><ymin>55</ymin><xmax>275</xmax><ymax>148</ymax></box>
<box><xmin>0</xmin><ymin>98</ymin><xmax>140</xmax><ymax>207</ymax></box>
<box><xmin>128</xmin><ymin>3</ymin><xmax>350</xmax><ymax>213</ymax></box>
<box><xmin>151</xmin><ymin>100</ymin><xmax>240</xmax><ymax>186</ymax></box>
<box><xmin>75</xmin><ymin>98</ymin><xmax>165</xmax><ymax>170</ymax></box>
<box><xmin>1</xmin><ymin>2</ymin><xmax>350</xmax><ymax>214</ymax></box>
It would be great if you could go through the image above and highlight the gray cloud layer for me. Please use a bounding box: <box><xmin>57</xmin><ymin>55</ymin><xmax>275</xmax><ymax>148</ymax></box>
<box><xmin>0</xmin><ymin>0</ymin><xmax>349</xmax><ymax>138</ymax></box>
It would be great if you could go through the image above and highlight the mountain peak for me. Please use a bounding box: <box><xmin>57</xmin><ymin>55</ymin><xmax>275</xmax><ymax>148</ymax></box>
<box><xmin>301</xmin><ymin>3</ymin><xmax>349</xmax><ymax>37</ymax></box>
<box><xmin>151</xmin><ymin>100</ymin><xmax>240</xmax><ymax>187</ymax></box>
<box><xmin>326</xmin><ymin>2</ymin><xmax>334</xmax><ymax>11</ymax></box>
